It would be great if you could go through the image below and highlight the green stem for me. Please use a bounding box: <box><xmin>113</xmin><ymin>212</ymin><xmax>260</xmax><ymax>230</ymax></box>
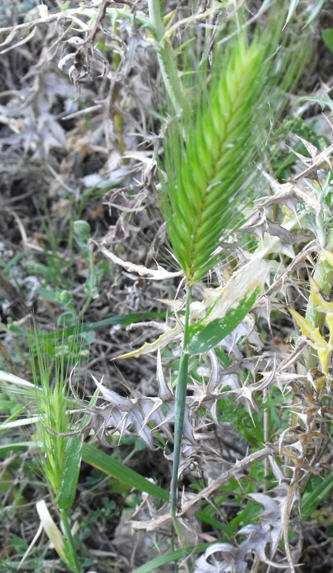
<box><xmin>60</xmin><ymin>508</ymin><xmax>81</xmax><ymax>573</ymax></box>
<box><xmin>170</xmin><ymin>285</ymin><xmax>192</xmax><ymax>520</ymax></box>
<box><xmin>147</xmin><ymin>0</ymin><xmax>185</xmax><ymax>114</ymax></box>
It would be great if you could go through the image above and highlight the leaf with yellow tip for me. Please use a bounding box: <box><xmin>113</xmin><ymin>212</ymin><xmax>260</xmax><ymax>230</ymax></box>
<box><xmin>114</xmin><ymin>324</ymin><xmax>181</xmax><ymax>359</ymax></box>
<box><xmin>290</xmin><ymin>308</ymin><xmax>327</xmax><ymax>347</ymax></box>
<box><xmin>290</xmin><ymin>308</ymin><xmax>330</xmax><ymax>374</ymax></box>
<box><xmin>310</xmin><ymin>277</ymin><xmax>333</xmax><ymax>315</ymax></box>
<box><xmin>317</xmin><ymin>348</ymin><xmax>330</xmax><ymax>376</ymax></box>
<box><xmin>310</xmin><ymin>276</ymin><xmax>333</xmax><ymax>349</ymax></box>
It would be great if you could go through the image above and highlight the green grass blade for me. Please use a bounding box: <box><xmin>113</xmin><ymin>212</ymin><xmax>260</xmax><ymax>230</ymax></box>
<box><xmin>188</xmin><ymin>288</ymin><xmax>259</xmax><ymax>354</ymax></box>
<box><xmin>133</xmin><ymin>542</ymin><xmax>210</xmax><ymax>573</ymax></box>
<box><xmin>39</xmin><ymin>311</ymin><xmax>167</xmax><ymax>340</ymax></box>
<box><xmin>81</xmin><ymin>444</ymin><xmax>169</xmax><ymax>501</ymax></box>
<box><xmin>148</xmin><ymin>0</ymin><xmax>185</xmax><ymax>113</ymax></box>
<box><xmin>284</xmin><ymin>0</ymin><xmax>300</xmax><ymax>27</ymax></box>
<box><xmin>57</xmin><ymin>435</ymin><xmax>83</xmax><ymax>510</ymax></box>
<box><xmin>301</xmin><ymin>475</ymin><xmax>333</xmax><ymax>520</ymax></box>
<box><xmin>170</xmin><ymin>286</ymin><xmax>192</xmax><ymax>518</ymax></box>
<box><xmin>0</xmin><ymin>441</ymin><xmax>41</xmax><ymax>455</ymax></box>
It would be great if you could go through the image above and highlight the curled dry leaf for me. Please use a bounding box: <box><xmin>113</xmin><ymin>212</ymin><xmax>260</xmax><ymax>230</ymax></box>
<box><xmin>100</xmin><ymin>245</ymin><xmax>183</xmax><ymax>280</ymax></box>
<box><xmin>194</xmin><ymin>485</ymin><xmax>294</xmax><ymax>573</ymax></box>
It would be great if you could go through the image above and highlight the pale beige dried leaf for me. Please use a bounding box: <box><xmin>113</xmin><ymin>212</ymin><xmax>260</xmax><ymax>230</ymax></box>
<box><xmin>100</xmin><ymin>246</ymin><xmax>182</xmax><ymax>280</ymax></box>
<box><xmin>36</xmin><ymin>500</ymin><xmax>66</xmax><ymax>562</ymax></box>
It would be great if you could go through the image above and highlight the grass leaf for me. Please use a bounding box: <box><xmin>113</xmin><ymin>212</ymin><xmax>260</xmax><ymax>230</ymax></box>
<box><xmin>284</xmin><ymin>0</ymin><xmax>300</xmax><ymax>28</ymax></box>
<box><xmin>57</xmin><ymin>435</ymin><xmax>83</xmax><ymax>510</ymax></box>
<box><xmin>305</xmin><ymin>0</ymin><xmax>326</xmax><ymax>26</ymax></box>
<box><xmin>81</xmin><ymin>443</ymin><xmax>169</xmax><ymax>501</ymax></box>
<box><xmin>0</xmin><ymin>441</ymin><xmax>41</xmax><ymax>455</ymax></box>
<box><xmin>322</xmin><ymin>28</ymin><xmax>333</xmax><ymax>54</ymax></box>
<box><xmin>40</xmin><ymin>311</ymin><xmax>167</xmax><ymax>340</ymax></box>
<box><xmin>302</xmin><ymin>475</ymin><xmax>333</xmax><ymax>520</ymax></box>
<box><xmin>133</xmin><ymin>542</ymin><xmax>210</xmax><ymax>573</ymax></box>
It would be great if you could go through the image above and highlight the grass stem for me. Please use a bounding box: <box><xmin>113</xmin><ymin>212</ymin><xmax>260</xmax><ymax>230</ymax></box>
<box><xmin>170</xmin><ymin>285</ymin><xmax>191</xmax><ymax>521</ymax></box>
<box><xmin>60</xmin><ymin>508</ymin><xmax>81</xmax><ymax>573</ymax></box>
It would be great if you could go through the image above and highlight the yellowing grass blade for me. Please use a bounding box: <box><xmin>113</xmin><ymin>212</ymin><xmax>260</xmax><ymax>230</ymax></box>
<box><xmin>115</xmin><ymin>324</ymin><xmax>181</xmax><ymax>359</ymax></box>
<box><xmin>290</xmin><ymin>308</ymin><xmax>330</xmax><ymax>374</ymax></box>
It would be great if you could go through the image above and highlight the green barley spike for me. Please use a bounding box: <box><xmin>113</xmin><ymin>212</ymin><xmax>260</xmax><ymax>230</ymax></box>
<box><xmin>163</xmin><ymin>32</ymin><xmax>269</xmax><ymax>285</ymax></box>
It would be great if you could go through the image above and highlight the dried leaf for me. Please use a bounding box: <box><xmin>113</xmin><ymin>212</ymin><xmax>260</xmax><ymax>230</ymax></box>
<box><xmin>36</xmin><ymin>500</ymin><xmax>66</xmax><ymax>563</ymax></box>
<box><xmin>194</xmin><ymin>486</ymin><xmax>292</xmax><ymax>572</ymax></box>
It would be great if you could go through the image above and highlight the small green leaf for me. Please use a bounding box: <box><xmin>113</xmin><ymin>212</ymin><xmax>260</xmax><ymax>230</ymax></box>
<box><xmin>133</xmin><ymin>543</ymin><xmax>210</xmax><ymax>573</ymax></box>
<box><xmin>188</xmin><ymin>288</ymin><xmax>259</xmax><ymax>354</ymax></box>
<box><xmin>36</xmin><ymin>500</ymin><xmax>67</xmax><ymax>564</ymax></box>
<box><xmin>73</xmin><ymin>220</ymin><xmax>91</xmax><ymax>246</ymax></box>
<box><xmin>322</xmin><ymin>28</ymin><xmax>333</xmax><ymax>53</ymax></box>
<box><xmin>302</xmin><ymin>475</ymin><xmax>333</xmax><ymax>520</ymax></box>
<box><xmin>81</xmin><ymin>444</ymin><xmax>169</xmax><ymax>501</ymax></box>
<box><xmin>57</xmin><ymin>435</ymin><xmax>83</xmax><ymax>510</ymax></box>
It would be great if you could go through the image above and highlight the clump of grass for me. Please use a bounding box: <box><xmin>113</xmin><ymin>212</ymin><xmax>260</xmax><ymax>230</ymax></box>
<box><xmin>32</xmin><ymin>339</ymin><xmax>71</xmax><ymax>496</ymax></box>
<box><xmin>30</xmin><ymin>331</ymin><xmax>83</xmax><ymax>573</ymax></box>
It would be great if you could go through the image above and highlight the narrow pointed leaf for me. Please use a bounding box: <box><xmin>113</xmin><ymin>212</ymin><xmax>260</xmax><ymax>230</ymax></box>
<box><xmin>0</xmin><ymin>441</ymin><xmax>41</xmax><ymax>455</ymax></box>
<box><xmin>57</xmin><ymin>435</ymin><xmax>83</xmax><ymax>510</ymax></box>
<box><xmin>82</xmin><ymin>444</ymin><xmax>169</xmax><ymax>501</ymax></box>
<box><xmin>305</xmin><ymin>0</ymin><xmax>326</xmax><ymax>26</ymax></box>
<box><xmin>40</xmin><ymin>311</ymin><xmax>167</xmax><ymax>340</ymax></box>
<box><xmin>284</xmin><ymin>0</ymin><xmax>300</xmax><ymax>28</ymax></box>
<box><xmin>133</xmin><ymin>542</ymin><xmax>210</xmax><ymax>573</ymax></box>
<box><xmin>290</xmin><ymin>308</ymin><xmax>328</xmax><ymax>348</ymax></box>
<box><xmin>310</xmin><ymin>277</ymin><xmax>333</xmax><ymax>315</ymax></box>
<box><xmin>115</xmin><ymin>324</ymin><xmax>181</xmax><ymax>359</ymax></box>
<box><xmin>302</xmin><ymin>475</ymin><xmax>333</xmax><ymax>520</ymax></box>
